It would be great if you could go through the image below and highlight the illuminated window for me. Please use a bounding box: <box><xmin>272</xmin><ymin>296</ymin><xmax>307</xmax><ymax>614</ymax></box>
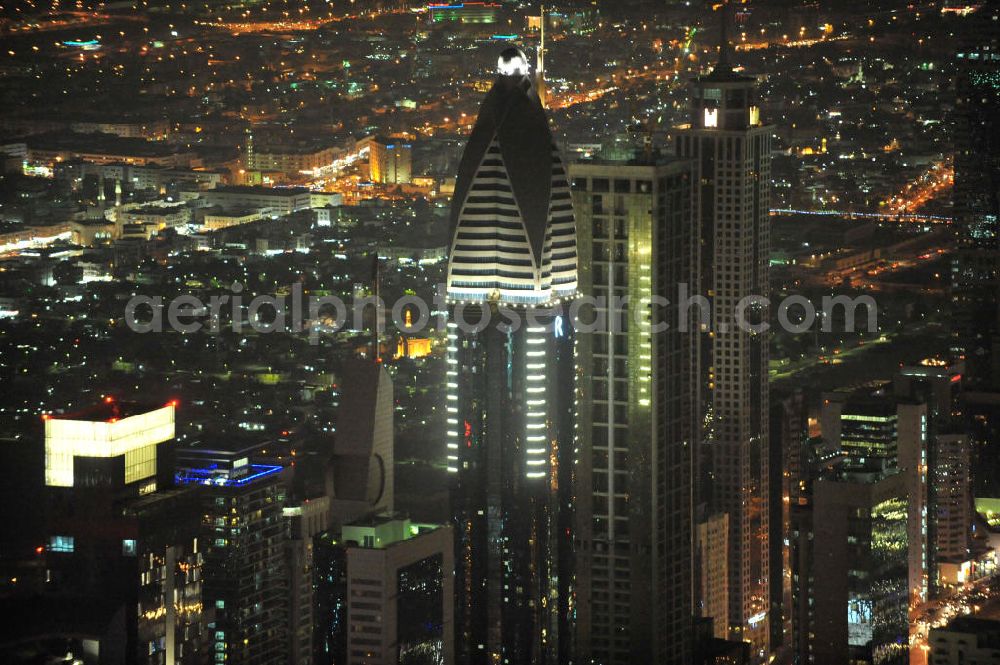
<box><xmin>704</xmin><ymin>108</ymin><xmax>718</xmax><ymax>128</ymax></box>
<box><xmin>125</xmin><ymin>444</ymin><xmax>157</xmax><ymax>485</ymax></box>
<box><xmin>749</xmin><ymin>106</ymin><xmax>761</xmax><ymax>126</ymax></box>
<box><xmin>122</xmin><ymin>539</ymin><xmax>137</xmax><ymax>556</ymax></box>
<box><xmin>49</xmin><ymin>535</ymin><xmax>74</xmax><ymax>553</ymax></box>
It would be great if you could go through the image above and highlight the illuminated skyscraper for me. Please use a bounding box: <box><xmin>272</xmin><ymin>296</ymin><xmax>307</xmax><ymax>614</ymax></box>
<box><xmin>838</xmin><ymin>399</ymin><xmax>928</xmax><ymax>607</ymax></box>
<box><xmin>929</xmin><ymin>434</ymin><xmax>972</xmax><ymax>583</ymax></box>
<box><xmin>675</xmin><ymin>20</ymin><xmax>772</xmax><ymax>657</ymax></box>
<box><xmin>569</xmin><ymin>154</ymin><xmax>699</xmax><ymax>664</ymax></box>
<box><xmin>44</xmin><ymin>399</ymin><xmax>176</xmax><ymax>492</ymax></box>
<box><xmin>41</xmin><ymin>400</ymin><xmax>210</xmax><ymax>664</ymax></box>
<box><xmin>176</xmin><ymin>442</ymin><xmax>289</xmax><ymax>665</ymax></box>
<box><xmin>535</xmin><ymin>5</ymin><xmax>547</xmax><ymax>108</ymax></box>
<box><xmin>445</xmin><ymin>47</ymin><xmax>577</xmax><ymax>665</ymax></box>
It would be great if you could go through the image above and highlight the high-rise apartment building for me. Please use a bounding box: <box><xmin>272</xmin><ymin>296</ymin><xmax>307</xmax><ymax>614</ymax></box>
<box><xmin>789</xmin><ymin>438</ymin><xmax>847</xmax><ymax>665</ymax></box>
<box><xmin>176</xmin><ymin>442</ymin><xmax>289</xmax><ymax>665</ymax></box>
<box><xmin>675</xmin><ymin>30</ymin><xmax>772</xmax><ymax>657</ymax></box>
<box><xmin>768</xmin><ymin>391</ymin><xmax>806</xmax><ymax>653</ymax></box>
<box><xmin>446</xmin><ymin>47</ymin><xmax>577</xmax><ymax>665</ymax></box>
<box><xmin>569</xmin><ymin>153</ymin><xmax>698</xmax><ymax>664</ymax></box>
<box><xmin>126</xmin><ymin>489</ymin><xmax>210</xmax><ymax>665</ymax></box>
<box><xmin>698</xmin><ymin>513</ymin><xmax>730</xmax><ymax>641</ymax></box>
<box><xmin>930</xmin><ymin>434</ymin><xmax>972</xmax><ymax>574</ymax></box>
<box><xmin>893</xmin><ymin>362</ymin><xmax>973</xmax><ymax>595</ymax></box>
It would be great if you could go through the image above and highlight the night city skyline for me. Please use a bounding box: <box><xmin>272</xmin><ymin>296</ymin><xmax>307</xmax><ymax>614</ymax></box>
<box><xmin>0</xmin><ymin>1</ymin><xmax>998</xmax><ymax>665</ymax></box>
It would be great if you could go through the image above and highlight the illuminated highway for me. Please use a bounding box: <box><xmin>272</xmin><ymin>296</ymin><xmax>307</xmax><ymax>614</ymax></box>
<box><xmin>881</xmin><ymin>160</ymin><xmax>954</xmax><ymax>216</ymax></box>
<box><xmin>771</xmin><ymin>209</ymin><xmax>951</xmax><ymax>223</ymax></box>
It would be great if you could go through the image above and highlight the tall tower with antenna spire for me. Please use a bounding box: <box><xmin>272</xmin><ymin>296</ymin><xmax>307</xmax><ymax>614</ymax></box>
<box><xmin>536</xmin><ymin>5</ymin><xmax>547</xmax><ymax>108</ymax></box>
<box><xmin>676</xmin><ymin>0</ymin><xmax>773</xmax><ymax>661</ymax></box>
<box><xmin>446</xmin><ymin>46</ymin><xmax>577</xmax><ymax>665</ymax></box>
<box><xmin>717</xmin><ymin>0</ymin><xmax>732</xmax><ymax>70</ymax></box>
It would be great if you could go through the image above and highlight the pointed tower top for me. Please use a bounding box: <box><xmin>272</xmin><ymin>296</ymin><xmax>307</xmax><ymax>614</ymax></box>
<box><xmin>536</xmin><ymin>4</ymin><xmax>547</xmax><ymax>108</ymax></box>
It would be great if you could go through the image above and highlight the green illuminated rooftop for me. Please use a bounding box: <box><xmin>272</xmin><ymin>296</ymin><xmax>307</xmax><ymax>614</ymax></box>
<box><xmin>341</xmin><ymin>514</ymin><xmax>441</xmax><ymax>549</ymax></box>
<box><xmin>975</xmin><ymin>498</ymin><xmax>1000</xmax><ymax>528</ymax></box>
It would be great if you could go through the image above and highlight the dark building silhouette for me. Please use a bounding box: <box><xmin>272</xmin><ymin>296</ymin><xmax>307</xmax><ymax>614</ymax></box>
<box><xmin>952</xmin><ymin>4</ymin><xmax>1000</xmax><ymax>390</ymax></box>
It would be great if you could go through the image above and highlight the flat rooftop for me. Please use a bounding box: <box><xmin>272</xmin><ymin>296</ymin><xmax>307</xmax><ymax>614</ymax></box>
<box><xmin>45</xmin><ymin>397</ymin><xmax>176</xmax><ymax>423</ymax></box>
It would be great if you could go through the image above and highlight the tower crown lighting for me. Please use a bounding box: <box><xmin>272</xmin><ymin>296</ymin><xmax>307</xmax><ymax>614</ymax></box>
<box><xmin>497</xmin><ymin>46</ymin><xmax>530</xmax><ymax>76</ymax></box>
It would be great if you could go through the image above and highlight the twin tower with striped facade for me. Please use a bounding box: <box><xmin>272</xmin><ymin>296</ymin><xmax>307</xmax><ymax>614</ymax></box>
<box><xmin>446</xmin><ymin>48</ymin><xmax>578</xmax><ymax>665</ymax></box>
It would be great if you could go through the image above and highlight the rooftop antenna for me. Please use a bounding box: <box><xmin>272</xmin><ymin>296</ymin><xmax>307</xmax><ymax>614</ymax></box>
<box><xmin>644</xmin><ymin>117</ymin><xmax>655</xmax><ymax>160</ymax></box>
<box><xmin>371</xmin><ymin>252</ymin><xmax>381</xmax><ymax>363</ymax></box>
<box><xmin>536</xmin><ymin>4</ymin><xmax>547</xmax><ymax>107</ymax></box>
<box><xmin>717</xmin><ymin>0</ymin><xmax>733</xmax><ymax>71</ymax></box>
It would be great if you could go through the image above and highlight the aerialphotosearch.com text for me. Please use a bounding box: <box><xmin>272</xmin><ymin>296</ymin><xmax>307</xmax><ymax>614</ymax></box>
<box><xmin>124</xmin><ymin>283</ymin><xmax>878</xmax><ymax>343</ymax></box>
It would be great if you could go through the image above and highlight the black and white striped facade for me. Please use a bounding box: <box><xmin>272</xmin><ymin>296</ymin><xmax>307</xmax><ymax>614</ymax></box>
<box><xmin>446</xmin><ymin>50</ymin><xmax>577</xmax><ymax>306</ymax></box>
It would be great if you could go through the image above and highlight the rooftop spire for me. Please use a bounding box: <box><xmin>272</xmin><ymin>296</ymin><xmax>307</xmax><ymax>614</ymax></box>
<box><xmin>371</xmin><ymin>252</ymin><xmax>381</xmax><ymax>363</ymax></box>
<box><xmin>536</xmin><ymin>4</ymin><xmax>547</xmax><ymax>108</ymax></box>
<box><xmin>717</xmin><ymin>0</ymin><xmax>733</xmax><ymax>71</ymax></box>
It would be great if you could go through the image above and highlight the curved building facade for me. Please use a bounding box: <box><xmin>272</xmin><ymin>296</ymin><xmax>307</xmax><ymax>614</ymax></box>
<box><xmin>446</xmin><ymin>48</ymin><xmax>577</xmax><ymax>305</ymax></box>
<box><xmin>446</xmin><ymin>48</ymin><xmax>577</xmax><ymax>665</ymax></box>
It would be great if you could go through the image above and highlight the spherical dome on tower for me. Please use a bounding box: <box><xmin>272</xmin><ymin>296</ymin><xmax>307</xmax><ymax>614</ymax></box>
<box><xmin>497</xmin><ymin>47</ymin><xmax>530</xmax><ymax>77</ymax></box>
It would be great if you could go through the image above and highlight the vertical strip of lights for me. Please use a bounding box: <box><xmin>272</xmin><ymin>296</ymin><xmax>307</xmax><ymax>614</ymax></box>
<box><xmin>920</xmin><ymin>413</ymin><xmax>928</xmax><ymax>602</ymax></box>
<box><xmin>446</xmin><ymin>321</ymin><xmax>460</xmax><ymax>474</ymax></box>
<box><xmin>525</xmin><ymin>325</ymin><xmax>548</xmax><ymax>479</ymax></box>
<box><xmin>636</xmin><ymin>235</ymin><xmax>652</xmax><ymax>408</ymax></box>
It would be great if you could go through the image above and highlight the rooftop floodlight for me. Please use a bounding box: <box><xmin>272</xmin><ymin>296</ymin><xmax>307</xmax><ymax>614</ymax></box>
<box><xmin>497</xmin><ymin>47</ymin><xmax>530</xmax><ymax>77</ymax></box>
